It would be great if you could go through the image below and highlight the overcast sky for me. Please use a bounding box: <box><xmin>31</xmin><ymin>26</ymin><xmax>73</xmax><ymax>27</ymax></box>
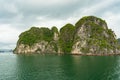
<box><xmin>0</xmin><ymin>0</ymin><xmax>120</xmax><ymax>49</ymax></box>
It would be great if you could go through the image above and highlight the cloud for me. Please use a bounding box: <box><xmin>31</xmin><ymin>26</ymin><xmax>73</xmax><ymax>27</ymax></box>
<box><xmin>0</xmin><ymin>24</ymin><xmax>21</xmax><ymax>43</ymax></box>
<box><xmin>35</xmin><ymin>16</ymin><xmax>78</xmax><ymax>29</ymax></box>
<box><xmin>0</xmin><ymin>43</ymin><xmax>15</xmax><ymax>50</ymax></box>
<box><xmin>15</xmin><ymin>0</ymin><xmax>80</xmax><ymax>19</ymax></box>
<box><xmin>0</xmin><ymin>0</ymin><xmax>120</xmax><ymax>49</ymax></box>
<box><xmin>102</xmin><ymin>12</ymin><xmax>120</xmax><ymax>38</ymax></box>
<box><xmin>0</xmin><ymin>24</ymin><xmax>22</xmax><ymax>49</ymax></box>
<box><xmin>80</xmin><ymin>0</ymin><xmax>120</xmax><ymax>15</ymax></box>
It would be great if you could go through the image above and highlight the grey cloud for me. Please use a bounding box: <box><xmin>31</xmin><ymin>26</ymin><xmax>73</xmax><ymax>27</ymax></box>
<box><xmin>0</xmin><ymin>0</ymin><xmax>106</xmax><ymax>25</ymax></box>
<box><xmin>0</xmin><ymin>0</ymin><xmax>119</xmax><ymax>27</ymax></box>
<box><xmin>0</xmin><ymin>42</ymin><xmax>15</xmax><ymax>49</ymax></box>
<box><xmin>0</xmin><ymin>0</ymin><xmax>120</xmax><ymax>49</ymax></box>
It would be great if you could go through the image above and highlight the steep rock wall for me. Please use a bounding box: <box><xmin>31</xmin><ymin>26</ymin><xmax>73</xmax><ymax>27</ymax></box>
<box><xmin>14</xmin><ymin>16</ymin><xmax>120</xmax><ymax>54</ymax></box>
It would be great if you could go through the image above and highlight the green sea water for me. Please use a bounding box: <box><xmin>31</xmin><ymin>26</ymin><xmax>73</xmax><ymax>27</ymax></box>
<box><xmin>0</xmin><ymin>53</ymin><xmax>120</xmax><ymax>80</ymax></box>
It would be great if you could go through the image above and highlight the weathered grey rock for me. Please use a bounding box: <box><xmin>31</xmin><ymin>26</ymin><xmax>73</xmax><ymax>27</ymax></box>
<box><xmin>72</xmin><ymin>16</ymin><xmax>120</xmax><ymax>54</ymax></box>
<box><xmin>14</xmin><ymin>16</ymin><xmax>120</xmax><ymax>55</ymax></box>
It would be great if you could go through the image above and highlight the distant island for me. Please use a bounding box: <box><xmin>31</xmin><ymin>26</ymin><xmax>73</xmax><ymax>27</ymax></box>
<box><xmin>14</xmin><ymin>16</ymin><xmax>120</xmax><ymax>55</ymax></box>
<box><xmin>0</xmin><ymin>49</ymin><xmax>13</xmax><ymax>53</ymax></box>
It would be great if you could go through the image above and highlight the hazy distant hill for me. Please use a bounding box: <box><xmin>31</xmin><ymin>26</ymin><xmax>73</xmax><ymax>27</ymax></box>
<box><xmin>0</xmin><ymin>49</ymin><xmax>12</xmax><ymax>53</ymax></box>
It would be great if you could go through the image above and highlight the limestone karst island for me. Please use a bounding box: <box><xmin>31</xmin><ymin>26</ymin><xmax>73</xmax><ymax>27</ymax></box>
<box><xmin>14</xmin><ymin>16</ymin><xmax>120</xmax><ymax>55</ymax></box>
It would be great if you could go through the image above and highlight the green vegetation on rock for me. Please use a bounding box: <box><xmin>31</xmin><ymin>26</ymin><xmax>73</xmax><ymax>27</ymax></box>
<box><xmin>118</xmin><ymin>38</ymin><xmax>120</xmax><ymax>43</ymax></box>
<box><xmin>59</xmin><ymin>23</ymin><xmax>75</xmax><ymax>53</ymax></box>
<box><xmin>14</xmin><ymin>16</ymin><xmax>120</xmax><ymax>54</ymax></box>
<box><xmin>18</xmin><ymin>27</ymin><xmax>54</xmax><ymax>46</ymax></box>
<box><xmin>51</xmin><ymin>26</ymin><xmax>59</xmax><ymax>34</ymax></box>
<box><xmin>118</xmin><ymin>38</ymin><xmax>120</xmax><ymax>50</ymax></box>
<box><xmin>75</xmin><ymin>16</ymin><xmax>106</xmax><ymax>29</ymax></box>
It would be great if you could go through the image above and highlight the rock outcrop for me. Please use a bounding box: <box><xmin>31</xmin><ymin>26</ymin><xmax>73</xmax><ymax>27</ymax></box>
<box><xmin>14</xmin><ymin>27</ymin><xmax>60</xmax><ymax>54</ymax></box>
<box><xmin>14</xmin><ymin>16</ymin><xmax>120</xmax><ymax>55</ymax></box>
<box><xmin>72</xmin><ymin>16</ymin><xmax>120</xmax><ymax>54</ymax></box>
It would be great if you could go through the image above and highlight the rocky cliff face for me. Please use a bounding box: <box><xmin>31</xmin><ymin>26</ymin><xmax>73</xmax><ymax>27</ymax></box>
<box><xmin>14</xmin><ymin>27</ymin><xmax>60</xmax><ymax>54</ymax></box>
<box><xmin>72</xmin><ymin>16</ymin><xmax>120</xmax><ymax>54</ymax></box>
<box><xmin>14</xmin><ymin>16</ymin><xmax>120</xmax><ymax>54</ymax></box>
